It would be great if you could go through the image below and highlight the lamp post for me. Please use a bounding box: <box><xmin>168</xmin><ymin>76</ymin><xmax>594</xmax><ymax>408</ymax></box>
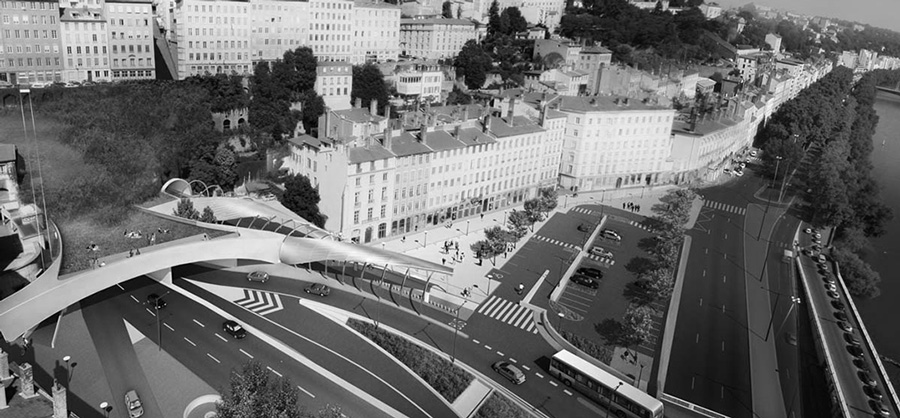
<box><xmin>757</xmin><ymin>155</ymin><xmax>782</xmax><ymax>241</ymax></box>
<box><xmin>451</xmin><ymin>301</ymin><xmax>466</xmax><ymax>364</ymax></box>
<box><xmin>605</xmin><ymin>382</ymin><xmax>623</xmax><ymax>418</ymax></box>
<box><xmin>557</xmin><ymin>312</ymin><xmax>565</xmax><ymax>334</ymax></box>
<box><xmin>637</xmin><ymin>363</ymin><xmax>645</xmax><ymax>389</ymax></box>
<box><xmin>502</xmin><ymin>210</ymin><xmax>508</xmax><ymax>226</ymax></box>
<box><xmin>423</xmin><ymin>231</ymin><xmax>428</xmax><ymax>248</ymax></box>
<box><xmin>62</xmin><ymin>355</ymin><xmax>71</xmax><ymax>385</ymax></box>
<box><xmin>99</xmin><ymin>402</ymin><xmax>110</xmax><ymax>418</ymax></box>
<box><xmin>150</xmin><ymin>290</ymin><xmax>171</xmax><ymax>351</ymax></box>
<box><xmin>466</xmin><ymin>220</ymin><xmax>470</xmax><ymax>236</ymax></box>
<box><xmin>763</xmin><ymin>286</ymin><xmax>801</xmax><ymax>342</ymax></box>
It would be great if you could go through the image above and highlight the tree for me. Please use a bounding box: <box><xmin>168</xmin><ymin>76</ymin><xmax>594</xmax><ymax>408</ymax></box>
<box><xmin>488</xmin><ymin>0</ymin><xmax>501</xmax><ymax>35</ymax></box>
<box><xmin>442</xmin><ymin>1</ymin><xmax>453</xmax><ymax>18</ymax></box>
<box><xmin>296</xmin><ymin>89</ymin><xmax>326</xmax><ymax>133</ymax></box>
<box><xmin>454</xmin><ymin>40</ymin><xmax>493</xmax><ymax>90</ymax></box>
<box><xmin>200</xmin><ymin>206</ymin><xmax>218</xmax><ymax>223</ymax></box>
<box><xmin>274</xmin><ymin>46</ymin><xmax>318</xmax><ymax>94</ymax></box>
<box><xmin>445</xmin><ymin>86</ymin><xmax>473</xmax><ymax>105</ymax></box>
<box><xmin>279</xmin><ymin>174</ymin><xmax>327</xmax><ymax>227</ymax></box>
<box><xmin>620</xmin><ymin>305</ymin><xmax>654</xmax><ymax>347</ymax></box>
<box><xmin>500</xmin><ymin>7</ymin><xmax>528</xmax><ymax>35</ymax></box>
<box><xmin>505</xmin><ymin>210</ymin><xmax>530</xmax><ymax>239</ymax></box>
<box><xmin>641</xmin><ymin>267</ymin><xmax>674</xmax><ymax>304</ymax></box>
<box><xmin>471</xmin><ymin>239</ymin><xmax>504</xmax><ymax>265</ymax></box>
<box><xmin>831</xmin><ymin>247</ymin><xmax>881</xmax><ymax>298</ymax></box>
<box><xmin>352</xmin><ymin>63</ymin><xmax>390</xmax><ymax>115</ymax></box>
<box><xmin>538</xmin><ymin>187</ymin><xmax>559</xmax><ymax>213</ymax></box>
<box><xmin>216</xmin><ymin>361</ymin><xmax>306</xmax><ymax>418</ymax></box>
<box><xmin>173</xmin><ymin>198</ymin><xmax>200</xmax><ymax>220</ymax></box>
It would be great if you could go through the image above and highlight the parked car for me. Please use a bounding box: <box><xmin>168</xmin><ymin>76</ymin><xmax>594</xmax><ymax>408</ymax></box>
<box><xmin>864</xmin><ymin>385</ymin><xmax>884</xmax><ymax>401</ymax></box>
<box><xmin>825</xmin><ymin>283</ymin><xmax>837</xmax><ymax>292</ymax></box>
<box><xmin>858</xmin><ymin>371</ymin><xmax>878</xmax><ymax>387</ymax></box>
<box><xmin>492</xmin><ymin>361</ymin><xmax>525</xmax><ymax>385</ymax></box>
<box><xmin>734</xmin><ymin>169</ymin><xmax>744</xmax><ymax>177</ymax></box>
<box><xmin>848</xmin><ymin>345</ymin><xmax>865</xmax><ymax>359</ymax></box>
<box><xmin>832</xmin><ymin>300</ymin><xmax>846</xmax><ymax>311</ymax></box>
<box><xmin>247</xmin><ymin>271</ymin><xmax>269</xmax><ymax>283</ymax></box>
<box><xmin>817</xmin><ymin>254</ymin><xmax>827</xmax><ymax>264</ymax></box>
<box><xmin>590</xmin><ymin>246</ymin><xmax>614</xmax><ymax>258</ymax></box>
<box><xmin>870</xmin><ymin>399</ymin><xmax>891</xmax><ymax>417</ymax></box>
<box><xmin>844</xmin><ymin>333</ymin><xmax>861</xmax><ymax>346</ymax></box>
<box><xmin>837</xmin><ymin>321</ymin><xmax>853</xmax><ymax>333</ymax></box>
<box><xmin>570</xmin><ymin>274</ymin><xmax>599</xmax><ymax>289</ymax></box>
<box><xmin>64</xmin><ymin>81</ymin><xmax>81</xmax><ymax>88</ymax></box>
<box><xmin>600</xmin><ymin>229</ymin><xmax>621</xmax><ymax>241</ymax></box>
<box><xmin>724</xmin><ymin>168</ymin><xmax>733</xmax><ymax>175</ymax></box>
<box><xmin>30</xmin><ymin>81</ymin><xmax>50</xmax><ymax>88</ymax></box>
<box><xmin>125</xmin><ymin>390</ymin><xmax>144</xmax><ymax>418</ymax></box>
<box><xmin>750</xmin><ymin>150</ymin><xmax>758</xmax><ymax>157</ymax></box>
<box><xmin>223</xmin><ymin>320</ymin><xmax>247</xmax><ymax>339</ymax></box>
<box><xmin>576</xmin><ymin>267</ymin><xmax>603</xmax><ymax>279</ymax></box>
<box><xmin>304</xmin><ymin>283</ymin><xmax>331</xmax><ymax>296</ymax></box>
<box><xmin>834</xmin><ymin>311</ymin><xmax>849</xmax><ymax>322</ymax></box>
<box><xmin>854</xmin><ymin>357</ymin><xmax>871</xmax><ymax>372</ymax></box>
<box><xmin>0</xmin><ymin>80</ymin><xmax>13</xmax><ymax>88</ymax></box>
<box><xmin>146</xmin><ymin>293</ymin><xmax>167</xmax><ymax>310</ymax></box>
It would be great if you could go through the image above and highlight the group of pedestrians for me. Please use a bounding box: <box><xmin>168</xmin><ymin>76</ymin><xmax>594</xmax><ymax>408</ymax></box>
<box><xmin>623</xmin><ymin>202</ymin><xmax>641</xmax><ymax>213</ymax></box>
<box><xmin>441</xmin><ymin>240</ymin><xmax>466</xmax><ymax>265</ymax></box>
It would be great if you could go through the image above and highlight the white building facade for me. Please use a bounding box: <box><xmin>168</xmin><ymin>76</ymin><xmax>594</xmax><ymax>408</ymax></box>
<box><xmin>315</xmin><ymin>61</ymin><xmax>353</xmax><ymax>111</ymax></box>
<box><xmin>106</xmin><ymin>0</ymin><xmax>155</xmax><ymax>80</ymax></box>
<box><xmin>60</xmin><ymin>3</ymin><xmax>111</xmax><ymax>82</ymax></box>
<box><xmin>249</xmin><ymin>0</ymin><xmax>309</xmax><ymax>64</ymax></box>
<box><xmin>399</xmin><ymin>18</ymin><xmax>476</xmax><ymax>60</ymax></box>
<box><xmin>308</xmin><ymin>0</ymin><xmax>353</xmax><ymax>62</ymax></box>
<box><xmin>351</xmin><ymin>0</ymin><xmax>400</xmax><ymax>64</ymax></box>
<box><xmin>174</xmin><ymin>0</ymin><xmax>251</xmax><ymax>79</ymax></box>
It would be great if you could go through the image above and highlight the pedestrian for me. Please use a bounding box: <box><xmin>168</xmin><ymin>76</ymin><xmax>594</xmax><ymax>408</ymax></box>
<box><xmin>480</xmin><ymin>213</ymin><xmax>484</xmax><ymax>220</ymax></box>
<box><xmin>623</xmin><ymin>202</ymin><xmax>626</xmax><ymax>209</ymax></box>
<box><xmin>516</xmin><ymin>283</ymin><xmax>525</xmax><ymax>295</ymax></box>
<box><xmin>128</xmin><ymin>248</ymin><xmax>134</xmax><ymax>258</ymax></box>
<box><xmin>456</xmin><ymin>249</ymin><xmax>459</xmax><ymax>257</ymax></box>
<box><xmin>454</xmin><ymin>242</ymin><xmax>459</xmax><ymax>251</ymax></box>
<box><xmin>442</xmin><ymin>258</ymin><xmax>446</xmax><ymax>265</ymax></box>
<box><xmin>135</xmin><ymin>247</ymin><xmax>141</xmax><ymax>255</ymax></box>
<box><xmin>401</xmin><ymin>236</ymin><xmax>406</xmax><ymax>243</ymax></box>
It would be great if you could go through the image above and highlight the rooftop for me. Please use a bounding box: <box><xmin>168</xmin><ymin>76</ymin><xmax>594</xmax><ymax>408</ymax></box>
<box><xmin>0</xmin><ymin>144</ymin><xmax>16</xmax><ymax>163</ymax></box>
<box><xmin>400</xmin><ymin>18</ymin><xmax>475</xmax><ymax>26</ymax></box>
<box><xmin>334</xmin><ymin>108</ymin><xmax>386</xmax><ymax>124</ymax></box>
<box><xmin>581</xmin><ymin>45</ymin><xmax>612</xmax><ymax>54</ymax></box>
<box><xmin>348</xmin><ymin>142</ymin><xmax>394</xmax><ymax>164</ymax></box>
<box><xmin>488</xmin><ymin>116</ymin><xmax>543</xmax><ymax>138</ymax></box>
<box><xmin>60</xmin><ymin>7</ymin><xmax>104</xmax><ymax>21</ymax></box>
<box><xmin>558</xmin><ymin>95</ymin><xmax>670</xmax><ymax>113</ymax></box>
<box><xmin>387</xmin><ymin>130</ymin><xmax>433</xmax><ymax>157</ymax></box>
<box><xmin>354</xmin><ymin>0</ymin><xmax>400</xmax><ymax>9</ymax></box>
<box><xmin>672</xmin><ymin>112</ymin><xmax>741</xmax><ymax>136</ymax></box>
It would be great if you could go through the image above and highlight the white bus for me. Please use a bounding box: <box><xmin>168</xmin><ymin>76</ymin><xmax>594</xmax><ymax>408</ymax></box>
<box><xmin>549</xmin><ymin>350</ymin><xmax>664</xmax><ymax>418</ymax></box>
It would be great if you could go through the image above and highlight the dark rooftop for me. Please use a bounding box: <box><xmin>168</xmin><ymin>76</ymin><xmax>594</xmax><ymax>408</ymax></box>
<box><xmin>334</xmin><ymin>108</ymin><xmax>386</xmax><ymax>124</ymax></box>
<box><xmin>0</xmin><ymin>144</ymin><xmax>16</xmax><ymax>162</ymax></box>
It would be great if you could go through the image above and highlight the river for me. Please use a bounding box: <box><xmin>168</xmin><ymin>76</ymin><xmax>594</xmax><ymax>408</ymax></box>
<box><xmin>854</xmin><ymin>91</ymin><xmax>900</xmax><ymax>389</ymax></box>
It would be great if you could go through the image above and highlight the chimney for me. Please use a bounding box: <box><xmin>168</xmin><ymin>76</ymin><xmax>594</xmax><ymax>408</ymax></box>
<box><xmin>355</xmin><ymin>97</ymin><xmax>362</xmax><ymax>108</ymax></box>
<box><xmin>418</xmin><ymin>123</ymin><xmax>428</xmax><ymax>142</ymax></box>
<box><xmin>462</xmin><ymin>106</ymin><xmax>469</xmax><ymax>122</ymax></box>
<box><xmin>370</xmin><ymin>99</ymin><xmax>378</xmax><ymax>116</ymax></box>
<box><xmin>383</xmin><ymin>126</ymin><xmax>393</xmax><ymax>149</ymax></box>
<box><xmin>507</xmin><ymin>97</ymin><xmax>516</xmax><ymax>124</ymax></box>
<box><xmin>688</xmin><ymin>107</ymin><xmax>697</xmax><ymax>132</ymax></box>
<box><xmin>482</xmin><ymin>114</ymin><xmax>491</xmax><ymax>133</ymax></box>
<box><xmin>454</xmin><ymin>124</ymin><xmax>461</xmax><ymax>139</ymax></box>
<box><xmin>384</xmin><ymin>105</ymin><xmax>391</xmax><ymax>121</ymax></box>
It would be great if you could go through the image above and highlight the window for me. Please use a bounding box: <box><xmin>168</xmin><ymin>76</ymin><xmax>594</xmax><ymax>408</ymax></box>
<box><xmin>367</xmin><ymin>208</ymin><xmax>373</xmax><ymax>220</ymax></box>
<box><xmin>353</xmin><ymin>211</ymin><xmax>359</xmax><ymax>224</ymax></box>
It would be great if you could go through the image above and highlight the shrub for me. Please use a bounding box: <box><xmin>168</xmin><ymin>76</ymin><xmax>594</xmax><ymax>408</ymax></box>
<box><xmin>199</xmin><ymin>206</ymin><xmax>217</xmax><ymax>223</ymax></box>
<box><xmin>173</xmin><ymin>197</ymin><xmax>199</xmax><ymax>220</ymax></box>
<box><xmin>560</xmin><ymin>331</ymin><xmax>614</xmax><ymax>364</ymax></box>
<box><xmin>475</xmin><ymin>392</ymin><xmax>529</xmax><ymax>418</ymax></box>
<box><xmin>347</xmin><ymin>319</ymin><xmax>473</xmax><ymax>402</ymax></box>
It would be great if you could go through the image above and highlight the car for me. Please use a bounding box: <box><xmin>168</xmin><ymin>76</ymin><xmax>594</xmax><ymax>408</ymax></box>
<box><xmin>576</xmin><ymin>267</ymin><xmax>604</xmax><ymax>279</ymax></box>
<box><xmin>848</xmin><ymin>345</ymin><xmax>865</xmax><ymax>358</ymax></box>
<box><xmin>804</xmin><ymin>227</ymin><xmax>812</xmax><ymax>234</ymax></box>
<box><xmin>724</xmin><ymin>168</ymin><xmax>733</xmax><ymax>175</ymax></box>
<box><xmin>247</xmin><ymin>271</ymin><xmax>269</xmax><ymax>283</ymax></box>
<box><xmin>146</xmin><ymin>293</ymin><xmax>167</xmax><ymax>310</ymax></box>
<box><xmin>844</xmin><ymin>333</ymin><xmax>861</xmax><ymax>346</ymax></box>
<box><xmin>750</xmin><ymin>150</ymin><xmax>758</xmax><ymax>157</ymax></box>
<box><xmin>0</xmin><ymin>80</ymin><xmax>13</xmax><ymax>88</ymax></box>
<box><xmin>870</xmin><ymin>399</ymin><xmax>891</xmax><ymax>417</ymax></box>
<box><xmin>570</xmin><ymin>274</ymin><xmax>599</xmax><ymax>289</ymax></box>
<box><xmin>590</xmin><ymin>246</ymin><xmax>614</xmax><ymax>258</ymax></box>
<box><xmin>818</xmin><ymin>263</ymin><xmax>829</xmax><ymax>272</ymax></box>
<box><xmin>304</xmin><ymin>283</ymin><xmax>331</xmax><ymax>296</ymax></box>
<box><xmin>734</xmin><ymin>169</ymin><xmax>744</xmax><ymax>177</ymax></box>
<box><xmin>854</xmin><ymin>357</ymin><xmax>871</xmax><ymax>372</ymax></box>
<box><xmin>831</xmin><ymin>300</ymin><xmax>846</xmax><ymax>311</ymax></box>
<box><xmin>739</xmin><ymin>162</ymin><xmax>746</xmax><ymax>168</ymax></box>
<box><xmin>827</xmin><ymin>290</ymin><xmax>840</xmax><ymax>300</ymax></box>
<box><xmin>577</xmin><ymin>223</ymin><xmax>592</xmax><ymax>233</ymax></box>
<box><xmin>822</xmin><ymin>276</ymin><xmax>836</xmax><ymax>285</ymax></box>
<box><xmin>64</xmin><ymin>81</ymin><xmax>81</xmax><ymax>88</ymax></box>
<box><xmin>600</xmin><ymin>230</ymin><xmax>621</xmax><ymax>241</ymax></box>
<box><xmin>864</xmin><ymin>385</ymin><xmax>885</xmax><ymax>401</ymax></box>
<box><xmin>834</xmin><ymin>311</ymin><xmax>849</xmax><ymax>322</ymax></box>
<box><xmin>492</xmin><ymin>361</ymin><xmax>525</xmax><ymax>385</ymax></box>
<box><xmin>29</xmin><ymin>81</ymin><xmax>50</xmax><ymax>88</ymax></box>
<box><xmin>858</xmin><ymin>371</ymin><xmax>878</xmax><ymax>387</ymax></box>
<box><xmin>814</xmin><ymin>232</ymin><xmax>822</xmax><ymax>240</ymax></box>
<box><xmin>817</xmin><ymin>254</ymin><xmax>827</xmax><ymax>263</ymax></box>
<box><xmin>837</xmin><ymin>321</ymin><xmax>853</xmax><ymax>333</ymax></box>
<box><xmin>223</xmin><ymin>320</ymin><xmax>247</xmax><ymax>339</ymax></box>
<box><xmin>825</xmin><ymin>283</ymin><xmax>837</xmax><ymax>292</ymax></box>
<box><xmin>125</xmin><ymin>390</ymin><xmax>144</xmax><ymax>418</ymax></box>
<box><xmin>81</xmin><ymin>80</ymin><xmax>96</xmax><ymax>86</ymax></box>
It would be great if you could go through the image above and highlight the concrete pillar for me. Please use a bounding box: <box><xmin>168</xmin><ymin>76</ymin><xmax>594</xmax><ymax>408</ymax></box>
<box><xmin>52</xmin><ymin>380</ymin><xmax>67</xmax><ymax>418</ymax></box>
<box><xmin>18</xmin><ymin>363</ymin><xmax>36</xmax><ymax>398</ymax></box>
<box><xmin>0</xmin><ymin>379</ymin><xmax>7</xmax><ymax>409</ymax></box>
<box><xmin>0</xmin><ymin>349</ymin><xmax>9</xmax><ymax>380</ymax></box>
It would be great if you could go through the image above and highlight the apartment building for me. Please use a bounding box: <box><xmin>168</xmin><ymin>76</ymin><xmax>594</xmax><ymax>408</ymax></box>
<box><xmin>0</xmin><ymin>0</ymin><xmax>63</xmax><ymax>84</ymax></box>
<box><xmin>249</xmin><ymin>0</ymin><xmax>309</xmax><ymax>64</ymax></box>
<box><xmin>284</xmin><ymin>101</ymin><xmax>565</xmax><ymax>243</ymax></box>
<box><xmin>395</xmin><ymin>63</ymin><xmax>443</xmax><ymax>102</ymax></box>
<box><xmin>576</xmin><ymin>45</ymin><xmax>612</xmax><ymax>94</ymax></box>
<box><xmin>106</xmin><ymin>0</ymin><xmax>155</xmax><ymax>80</ymax></box>
<box><xmin>174</xmin><ymin>0</ymin><xmax>251</xmax><ymax>79</ymax></box>
<box><xmin>315</xmin><ymin>60</ymin><xmax>352</xmax><ymax>111</ymax></box>
<box><xmin>308</xmin><ymin>0</ymin><xmax>353</xmax><ymax>62</ymax></box>
<box><xmin>351</xmin><ymin>0</ymin><xmax>400</xmax><ymax>64</ymax></box>
<box><xmin>533</xmin><ymin>38</ymin><xmax>581</xmax><ymax>69</ymax></box>
<box><xmin>557</xmin><ymin>95</ymin><xmax>675</xmax><ymax>192</ymax></box>
<box><xmin>399</xmin><ymin>18</ymin><xmax>476</xmax><ymax>60</ymax></box>
<box><xmin>60</xmin><ymin>1</ymin><xmax>111</xmax><ymax>82</ymax></box>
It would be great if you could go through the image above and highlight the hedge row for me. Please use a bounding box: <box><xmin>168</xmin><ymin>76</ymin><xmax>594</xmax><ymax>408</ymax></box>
<box><xmin>561</xmin><ymin>331</ymin><xmax>614</xmax><ymax>364</ymax></box>
<box><xmin>475</xmin><ymin>392</ymin><xmax>530</xmax><ymax>418</ymax></box>
<box><xmin>347</xmin><ymin>318</ymin><xmax>473</xmax><ymax>402</ymax></box>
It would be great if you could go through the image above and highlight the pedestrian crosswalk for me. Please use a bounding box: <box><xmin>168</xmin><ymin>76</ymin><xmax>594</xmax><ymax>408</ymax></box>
<box><xmin>235</xmin><ymin>289</ymin><xmax>284</xmax><ymax>316</ymax></box>
<box><xmin>702</xmin><ymin>200</ymin><xmax>746</xmax><ymax>215</ymax></box>
<box><xmin>585</xmin><ymin>254</ymin><xmax>615</xmax><ymax>265</ymax></box>
<box><xmin>532</xmin><ymin>235</ymin><xmax>580</xmax><ymax>250</ymax></box>
<box><xmin>476</xmin><ymin>296</ymin><xmax>539</xmax><ymax>334</ymax></box>
<box><xmin>570</xmin><ymin>207</ymin><xmax>598</xmax><ymax>215</ymax></box>
<box><xmin>629</xmin><ymin>220</ymin><xmax>657</xmax><ymax>232</ymax></box>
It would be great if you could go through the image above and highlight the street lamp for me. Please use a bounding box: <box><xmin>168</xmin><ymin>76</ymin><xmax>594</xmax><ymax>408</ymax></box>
<box><xmin>466</xmin><ymin>220</ymin><xmax>470</xmax><ymax>236</ymax></box>
<box><xmin>62</xmin><ymin>355</ymin><xmax>71</xmax><ymax>385</ymax></box>
<box><xmin>605</xmin><ymin>382</ymin><xmax>623</xmax><ymax>418</ymax></box>
<box><xmin>451</xmin><ymin>301</ymin><xmax>466</xmax><ymax>364</ymax></box>
<box><xmin>557</xmin><ymin>312</ymin><xmax>565</xmax><ymax>334</ymax></box>
<box><xmin>763</xmin><ymin>286</ymin><xmax>801</xmax><ymax>342</ymax></box>
<box><xmin>758</xmin><ymin>155</ymin><xmax>782</xmax><ymax>241</ymax></box>
<box><xmin>423</xmin><ymin>231</ymin><xmax>428</xmax><ymax>248</ymax></box>
<box><xmin>150</xmin><ymin>290</ymin><xmax>171</xmax><ymax>351</ymax></box>
<box><xmin>99</xmin><ymin>402</ymin><xmax>110</xmax><ymax>418</ymax></box>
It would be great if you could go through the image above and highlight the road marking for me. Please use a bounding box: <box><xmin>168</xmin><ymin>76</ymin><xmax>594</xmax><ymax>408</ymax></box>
<box><xmin>692</xmin><ymin>377</ymin><xmax>695</xmax><ymax>389</ymax></box>
<box><xmin>146</xmin><ymin>308</ymin><xmax>156</xmax><ymax>317</ymax></box>
<box><xmin>117</xmin><ymin>284</ymin><xmax>125</xmax><ymax>291</ymax></box>
<box><xmin>297</xmin><ymin>385</ymin><xmax>315</xmax><ymax>398</ymax></box>
<box><xmin>240</xmin><ymin>349</ymin><xmax>254</xmax><ymax>359</ymax></box>
<box><xmin>722</xmin><ymin>304</ymin><xmax>726</xmax><ymax>313</ymax></box>
<box><xmin>184</xmin><ymin>337</ymin><xmax>196</xmax><ymax>347</ymax></box>
<box><xmin>705</xmin><ymin>248</ymin><xmax>708</xmax><ymax>254</ymax></box>
<box><xmin>725</xmin><ymin>234</ymin><xmax>728</xmax><ymax>240</ymax></box>
<box><xmin>564</xmin><ymin>389</ymin><xmax>573</xmax><ymax>396</ymax></box>
<box><xmin>267</xmin><ymin>366</ymin><xmax>283</xmax><ymax>378</ymax></box>
<box><xmin>164</xmin><ymin>323</ymin><xmax>174</xmax><ymax>332</ymax></box>
<box><xmin>699</xmin><ymin>298</ymin><xmax>703</xmax><ymax>306</ymax></box>
<box><xmin>497</xmin><ymin>351</ymin><xmax>504</xmax><ymax>356</ymax></box>
<box><xmin>723</xmin><ymin>252</ymin><xmax>726</xmax><ymax>259</ymax></box>
<box><xmin>193</xmin><ymin>319</ymin><xmax>205</xmax><ymax>328</ymax></box>
<box><xmin>485</xmin><ymin>345</ymin><xmax>492</xmax><ymax>350</ymax></box>
<box><xmin>207</xmin><ymin>353</ymin><xmax>220</xmax><ymax>364</ymax></box>
<box><xmin>549</xmin><ymin>381</ymin><xmax>558</xmax><ymax>387</ymax></box>
<box><xmin>702</xmin><ymin>270</ymin><xmax>706</xmax><ymax>277</ymax></box>
<box><xmin>215</xmin><ymin>333</ymin><xmax>227</xmax><ymax>342</ymax></box>
<box><xmin>722</xmin><ymin>341</ymin><xmax>725</xmax><ymax>352</ymax></box>
<box><xmin>723</xmin><ymin>275</ymin><xmax>726</xmax><ymax>283</ymax></box>
<box><xmin>721</xmin><ymin>387</ymin><xmax>725</xmax><ymax>399</ymax></box>
<box><xmin>509</xmin><ymin>358</ymin><xmax>517</xmax><ymax>363</ymax></box>
<box><xmin>696</xmin><ymin>334</ymin><xmax>699</xmax><ymax>343</ymax></box>
<box><xmin>473</xmin><ymin>339</ymin><xmax>480</xmax><ymax>344</ymax></box>
<box><xmin>522</xmin><ymin>365</ymin><xmax>530</xmax><ymax>371</ymax></box>
<box><xmin>535</xmin><ymin>372</ymin><xmax>543</xmax><ymax>378</ymax></box>
<box><xmin>130</xmin><ymin>295</ymin><xmax>139</xmax><ymax>303</ymax></box>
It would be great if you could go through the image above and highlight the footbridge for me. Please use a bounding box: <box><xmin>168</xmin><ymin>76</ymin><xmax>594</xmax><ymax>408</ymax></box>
<box><xmin>0</xmin><ymin>233</ymin><xmax>451</xmax><ymax>342</ymax></box>
<box><xmin>875</xmin><ymin>86</ymin><xmax>900</xmax><ymax>96</ymax></box>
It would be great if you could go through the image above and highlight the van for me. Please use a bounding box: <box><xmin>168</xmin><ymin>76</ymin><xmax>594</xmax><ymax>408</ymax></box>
<box><xmin>601</xmin><ymin>230</ymin><xmax>621</xmax><ymax>241</ymax></box>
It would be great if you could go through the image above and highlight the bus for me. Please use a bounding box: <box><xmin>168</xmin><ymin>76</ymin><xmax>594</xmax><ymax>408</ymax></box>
<box><xmin>549</xmin><ymin>350</ymin><xmax>664</xmax><ymax>418</ymax></box>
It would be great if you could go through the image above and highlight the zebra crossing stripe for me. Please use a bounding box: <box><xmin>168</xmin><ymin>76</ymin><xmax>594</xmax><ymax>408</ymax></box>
<box><xmin>478</xmin><ymin>296</ymin><xmax>501</xmax><ymax>314</ymax></box>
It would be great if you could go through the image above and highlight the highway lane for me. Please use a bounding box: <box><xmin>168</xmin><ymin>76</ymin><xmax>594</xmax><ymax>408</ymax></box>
<box><xmin>108</xmin><ymin>276</ymin><xmax>395</xmax><ymax>418</ymax></box>
<box><xmin>666</xmin><ymin>180</ymin><xmax>754</xmax><ymax>418</ymax></box>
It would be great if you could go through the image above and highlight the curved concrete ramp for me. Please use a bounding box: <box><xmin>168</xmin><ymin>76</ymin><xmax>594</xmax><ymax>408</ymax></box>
<box><xmin>0</xmin><ymin>234</ymin><xmax>452</xmax><ymax>342</ymax></box>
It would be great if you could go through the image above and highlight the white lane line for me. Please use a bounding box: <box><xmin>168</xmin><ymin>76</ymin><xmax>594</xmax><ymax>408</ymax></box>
<box><xmin>164</xmin><ymin>323</ymin><xmax>174</xmax><ymax>332</ymax></box>
<box><xmin>215</xmin><ymin>333</ymin><xmax>227</xmax><ymax>342</ymax></box>
<box><xmin>696</xmin><ymin>334</ymin><xmax>699</xmax><ymax>343</ymax></box>
<box><xmin>473</xmin><ymin>339</ymin><xmax>480</xmax><ymax>344</ymax></box>
<box><xmin>145</xmin><ymin>308</ymin><xmax>156</xmax><ymax>317</ymax></box>
<box><xmin>535</xmin><ymin>372</ymin><xmax>544</xmax><ymax>378</ymax></box>
<box><xmin>564</xmin><ymin>389</ymin><xmax>573</xmax><ymax>396</ymax></box>
<box><xmin>184</xmin><ymin>337</ymin><xmax>196</xmax><ymax>347</ymax></box>
<box><xmin>297</xmin><ymin>385</ymin><xmax>315</xmax><ymax>398</ymax></box>
<box><xmin>509</xmin><ymin>358</ymin><xmax>517</xmax><ymax>363</ymax></box>
<box><xmin>207</xmin><ymin>353</ymin><xmax>220</xmax><ymax>364</ymax></box>
<box><xmin>240</xmin><ymin>349</ymin><xmax>254</xmax><ymax>359</ymax></box>
<box><xmin>723</xmin><ymin>275</ymin><xmax>727</xmax><ymax>283</ymax></box>
<box><xmin>130</xmin><ymin>295</ymin><xmax>140</xmax><ymax>303</ymax></box>
<box><xmin>193</xmin><ymin>319</ymin><xmax>205</xmax><ymax>328</ymax></box>
<box><xmin>267</xmin><ymin>366</ymin><xmax>283</xmax><ymax>378</ymax></box>
<box><xmin>692</xmin><ymin>377</ymin><xmax>696</xmax><ymax>389</ymax></box>
<box><xmin>702</xmin><ymin>270</ymin><xmax>706</xmax><ymax>277</ymax></box>
<box><xmin>722</xmin><ymin>341</ymin><xmax>725</xmax><ymax>352</ymax></box>
<box><xmin>117</xmin><ymin>284</ymin><xmax>125</xmax><ymax>291</ymax></box>
<box><xmin>522</xmin><ymin>365</ymin><xmax>530</xmax><ymax>371</ymax></box>
<box><xmin>497</xmin><ymin>351</ymin><xmax>504</xmax><ymax>357</ymax></box>
<box><xmin>485</xmin><ymin>345</ymin><xmax>492</xmax><ymax>350</ymax></box>
<box><xmin>549</xmin><ymin>381</ymin><xmax>558</xmax><ymax>387</ymax></box>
